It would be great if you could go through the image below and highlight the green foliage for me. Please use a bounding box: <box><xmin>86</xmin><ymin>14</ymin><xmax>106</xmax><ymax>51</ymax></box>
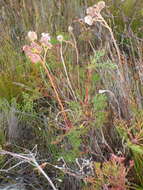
<box><xmin>55</xmin><ymin>123</ymin><xmax>88</xmax><ymax>163</ymax></box>
<box><xmin>67</xmin><ymin>101</ymin><xmax>83</xmax><ymax>124</ymax></box>
<box><xmin>93</xmin><ymin>94</ymin><xmax>107</xmax><ymax>111</ymax></box>
<box><xmin>91</xmin><ymin>73</ymin><xmax>100</xmax><ymax>83</ymax></box>
<box><xmin>95</xmin><ymin>60</ymin><xmax>117</xmax><ymax>70</ymax></box>
<box><xmin>133</xmin><ymin>153</ymin><xmax>143</xmax><ymax>186</ymax></box>
<box><xmin>0</xmin><ymin>130</ymin><xmax>6</xmax><ymax>145</ymax></box>
<box><xmin>84</xmin><ymin>155</ymin><xmax>131</xmax><ymax>190</ymax></box>
<box><xmin>90</xmin><ymin>51</ymin><xmax>117</xmax><ymax>70</ymax></box>
<box><xmin>92</xmin><ymin>50</ymin><xmax>106</xmax><ymax>62</ymax></box>
<box><xmin>20</xmin><ymin>92</ymin><xmax>37</xmax><ymax>113</ymax></box>
<box><xmin>105</xmin><ymin>0</ymin><xmax>143</xmax><ymax>37</ymax></box>
<box><xmin>128</xmin><ymin>144</ymin><xmax>143</xmax><ymax>155</ymax></box>
<box><xmin>93</xmin><ymin>94</ymin><xmax>108</xmax><ymax>128</ymax></box>
<box><xmin>61</xmin><ymin>127</ymin><xmax>82</xmax><ymax>162</ymax></box>
<box><xmin>116</xmin><ymin>109</ymin><xmax>143</xmax><ymax>187</ymax></box>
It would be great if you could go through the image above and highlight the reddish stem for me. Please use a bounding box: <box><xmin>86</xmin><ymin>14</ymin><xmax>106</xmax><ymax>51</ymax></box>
<box><xmin>40</xmin><ymin>60</ymin><xmax>72</xmax><ymax>130</ymax></box>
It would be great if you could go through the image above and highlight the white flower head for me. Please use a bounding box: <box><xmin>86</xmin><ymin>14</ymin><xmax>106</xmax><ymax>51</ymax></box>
<box><xmin>57</xmin><ymin>35</ymin><xmax>64</xmax><ymax>42</ymax></box>
<box><xmin>41</xmin><ymin>33</ymin><xmax>51</xmax><ymax>41</ymax></box>
<box><xmin>86</xmin><ymin>7</ymin><xmax>94</xmax><ymax>15</ymax></box>
<box><xmin>84</xmin><ymin>15</ymin><xmax>94</xmax><ymax>26</ymax></box>
<box><xmin>27</xmin><ymin>31</ymin><xmax>37</xmax><ymax>41</ymax></box>
<box><xmin>40</xmin><ymin>33</ymin><xmax>52</xmax><ymax>48</ymax></box>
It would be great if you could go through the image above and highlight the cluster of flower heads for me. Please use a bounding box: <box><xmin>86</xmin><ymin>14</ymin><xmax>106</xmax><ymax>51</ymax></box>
<box><xmin>23</xmin><ymin>31</ymin><xmax>64</xmax><ymax>63</ymax></box>
<box><xmin>84</xmin><ymin>1</ymin><xmax>105</xmax><ymax>26</ymax></box>
<box><xmin>22</xmin><ymin>2</ymin><xmax>106</xmax><ymax>63</ymax></box>
<box><xmin>23</xmin><ymin>31</ymin><xmax>51</xmax><ymax>63</ymax></box>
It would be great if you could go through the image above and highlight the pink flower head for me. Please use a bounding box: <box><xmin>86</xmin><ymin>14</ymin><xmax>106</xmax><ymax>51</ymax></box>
<box><xmin>23</xmin><ymin>44</ymin><xmax>42</xmax><ymax>63</ymax></box>
<box><xmin>27</xmin><ymin>53</ymin><xmax>42</xmax><ymax>63</ymax></box>
<box><xmin>23</xmin><ymin>45</ymin><xmax>32</xmax><ymax>54</ymax></box>
<box><xmin>27</xmin><ymin>31</ymin><xmax>37</xmax><ymax>42</ymax></box>
<box><xmin>31</xmin><ymin>42</ymin><xmax>43</xmax><ymax>54</ymax></box>
<box><xmin>40</xmin><ymin>33</ymin><xmax>52</xmax><ymax>49</ymax></box>
<box><xmin>23</xmin><ymin>43</ymin><xmax>42</xmax><ymax>55</ymax></box>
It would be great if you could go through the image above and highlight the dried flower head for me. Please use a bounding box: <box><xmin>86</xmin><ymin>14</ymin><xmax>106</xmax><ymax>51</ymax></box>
<box><xmin>84</xmin><ymin>15</ymin><xmax>93</xmax><ymax>26</ymax></box>
<box><xmin>68</xmin><ymin>26</ymin><xmax>73</xmax><ymax>33</ymax></box>
<box><xmin>97</xmin><ymin>1</ymin><xmax>105</xmax><ymax>10</ymax></box>
<box><xmin>27</xmin><ymin>31</ymin><xmax>37</xmax><ymax>42</ymax></box>
<box><xmin>57</xmin><ymin>35</ymin><xmax>64</xmax><ymax>42</ymax></box>
<box><xmin>92</xmin><ymin>1</ymin><xmax>105</xmax><ymax>15</ymax></box>
<box><xmin>86</xmin><ymin>1</ymin><xmax>105</xmax><ymax>20</ymax></box>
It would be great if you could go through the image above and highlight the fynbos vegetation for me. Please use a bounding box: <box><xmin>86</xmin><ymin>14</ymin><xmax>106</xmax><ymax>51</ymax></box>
<box><xmin>0</xmin><ymin>0</ymin><xmax>143</xmax><ymax>189</ymax></box>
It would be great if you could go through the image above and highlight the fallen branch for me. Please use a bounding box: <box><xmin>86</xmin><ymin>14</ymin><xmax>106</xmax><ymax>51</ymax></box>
<box><xmin>0</xmin><ymin>149</ymin><xmax>58</xmax><ymax>190</ymax></box>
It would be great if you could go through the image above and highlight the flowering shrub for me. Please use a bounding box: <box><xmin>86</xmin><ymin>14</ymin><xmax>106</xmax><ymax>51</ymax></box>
<box><xmin>20</xmin><ymin>1</ymin><xmax>143</xmax><ymax>189</ymax></box>
<box><xmin>0</xmin><ymin>0</ymin><xmax>143</xmax><ymax>189</ymax></box>
<box><xmin>23</xmin><ymin>31</ymin><xmax>73</xmax><ymax>130</ymax></box>
<box><xmin>84</xmin><ymin>154</ymin><xmax>134</xmax><ymax>190</ymax></box>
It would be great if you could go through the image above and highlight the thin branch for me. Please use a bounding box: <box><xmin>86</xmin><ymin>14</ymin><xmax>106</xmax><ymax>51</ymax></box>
<box><xmin>0</xmin><ymin>149</ymin><xmax>58</xmax><ymax>190</ymax></box>
<box><xmin>60</xmin><ymin>41</ymin><xmax>77</xmax><ymax>102</ymax></box>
